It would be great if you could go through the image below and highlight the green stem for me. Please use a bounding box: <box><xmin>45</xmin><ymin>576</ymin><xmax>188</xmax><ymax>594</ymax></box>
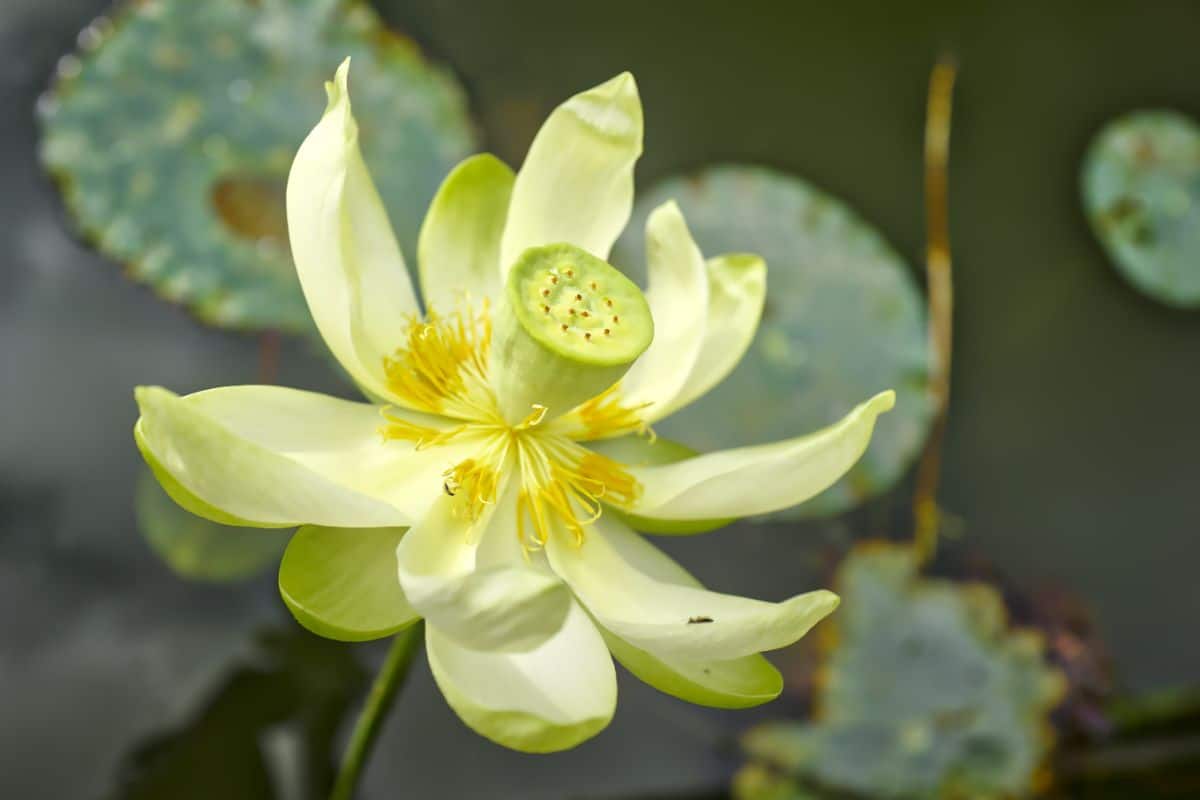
<box><xmin>330</xmin><ymin>621</ymin><xmax>424</xmax><ymax>800</ymax></box>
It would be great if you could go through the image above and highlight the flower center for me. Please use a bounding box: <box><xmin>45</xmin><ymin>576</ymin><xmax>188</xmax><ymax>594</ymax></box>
<box><xmin>379</xmin><ymin>300</ymin><xmax>644</xmax><ymax>548</ymax></box>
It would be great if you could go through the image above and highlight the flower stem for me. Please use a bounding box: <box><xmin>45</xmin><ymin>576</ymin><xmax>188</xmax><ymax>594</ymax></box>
<box><xmin>913</xmin><ymin>56</ymin><xmax>957</xmax><ymax>565</ymax></box>
<box><xmin>330</xmin><ymin>622</ymin><xmax>424</xmax><ymax>800</ymax></box>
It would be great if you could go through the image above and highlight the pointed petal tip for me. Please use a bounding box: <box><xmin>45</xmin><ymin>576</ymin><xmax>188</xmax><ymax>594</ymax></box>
<box><xmin>322</xmin><ymin>58</ymin><xmax>354</xmax><ymax>124</ymax></box>
<box><xmin>647</xmin><ymin>198</ymin><xmax>683</xmax><ymax>222</ymax></box>
<box><xmin>134</xmin><ymin>384</ymin><xmax>171</xmax><ymax>409</ymax></box>
<box><xmin>814</xmin><ymin>589</ymin><xmax>841</xmax><ymax>615</ymax></box>
<box><xmin>605</xmin><ymin>70</ymin><xmax>637</xmax><ymax>93</ymax></box>
<box><xmin>870</xmin><ymin>389</ymin><xmax>897</xmax><ymax>414</ymax></box>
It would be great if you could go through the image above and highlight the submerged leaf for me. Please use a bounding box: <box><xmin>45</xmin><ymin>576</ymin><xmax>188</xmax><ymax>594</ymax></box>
<box><xmin>39</xmin><ymin>0</ymin><xmax>476</xmax><ymax>331</ymax></box>
<box><xmin>1082</xmin><ymin>110</ymin><xmax>1200</xmax><ymax>308</ymax></box>
<box><xmin>612</xmin><ymin>165</ymin><xmax>933</xmax><ymax>520</ymax></box>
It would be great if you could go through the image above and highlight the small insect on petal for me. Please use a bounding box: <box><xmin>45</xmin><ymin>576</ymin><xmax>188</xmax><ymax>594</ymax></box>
<box><xmin>687</xmin><ymin>616</ymin><xmax>714</xmax><ymax>624</ymax></box>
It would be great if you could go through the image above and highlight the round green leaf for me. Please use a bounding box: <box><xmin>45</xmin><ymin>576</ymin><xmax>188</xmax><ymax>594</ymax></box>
<box><xmin>136</xmin><ymin>468</ymin><xmax>288</xmax><ymax>581</ymax></box>
<box><xmin>38</xmin><ymin>0</ymin><xmax>476</xmax><ymax>332</ymax></box>
<box><xmin>612</xmin><ymin>165</ymin><xmax>933</xmax><ymax>519</ymax></box>
<box><xmin>740</xmin><ymin>543</ymin><xmax>1065</xmax><ymax>799</ymax></box>
<box><xmin>278</xmin><ymin>524</ymin><xmax>419</xmax><ymax>642</ymax></box>
<box><xmin>1082</xmin><ymin>110</ymin><xmax>1200</xmax><ymax>307</ymax></box>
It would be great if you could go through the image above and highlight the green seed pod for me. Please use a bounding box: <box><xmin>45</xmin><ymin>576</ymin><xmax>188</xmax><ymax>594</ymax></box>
<box><xmin>490</xmin><ymin>243</ymin><xmax>653</xmax><ymax>423</ymax></box>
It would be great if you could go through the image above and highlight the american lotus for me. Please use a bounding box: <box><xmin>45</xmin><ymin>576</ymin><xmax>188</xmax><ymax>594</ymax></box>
<box><xmin>133</xmin><ymin>60</ymin><xmax>895</xmax><ymax>752</ymax></box>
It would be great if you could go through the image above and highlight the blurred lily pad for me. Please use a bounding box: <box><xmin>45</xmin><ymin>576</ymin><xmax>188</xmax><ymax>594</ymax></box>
<box><xmin>737</xmin><ymin>543</ymin><xmax>1064</xmax><ymax>800</ymax></box>
<box><xmin>39</xmin><ymin>0</ymin><xmax>476</xmax><ymax>332</ymax></box>
<box><xmin>136</xmin><ymin>468</ymin><xmax>288</xmax><ymax>582</ymax></box>
<box><xmin>612</xmin><ymin>165</ymin><xmax>933</xmax><ymax>520</ymax></box>
<box><xmin>1082</xmin><ymin>110</ymin><xmax>1200</xmax><ymax>307</ymax></box>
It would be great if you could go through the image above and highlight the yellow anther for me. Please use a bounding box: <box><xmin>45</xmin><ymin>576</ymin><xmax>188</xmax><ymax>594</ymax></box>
<box><xmin>382</xmin><ymin>299</ymin><xmax>500</xmax><ymax>422</ymax></box>
<box><xmin>513</xmin><ymin>435</ymin><xmax>640</xmax><ymax>552</ymax></box>
<box><xmin>515</xmin><ymin>404</ymin><xmax>548</xmax><ymax>430</ymax></box>
<box><xmin>569</xmin><ymin>382</ymin><xmax>651</xmax><ymax>440</ymax></box>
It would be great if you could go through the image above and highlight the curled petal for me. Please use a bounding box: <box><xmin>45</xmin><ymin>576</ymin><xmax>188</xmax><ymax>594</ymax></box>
<box><xmin>612</xmin><ymin>201</ymin><xmax>708</xmax><ymax>413</ymax></box>
<box><xmin>279</xmin><ymin>526</ymin><xmax>419</xmax><ymax>642</ymax></box>
<box><xmin>662</xmin><ymin>253</ymin><xmax>767</xmax><ymax>419</ymax></box>
<box><xmin>397</xmin><ymin>485</ymin><xmax>571</xmax><ymax>652</ymax></box>
<box><xmin>425</xmin><ymin>601</ymin><xmax>616</xmax><ymax>753</ymax></box>
<box><xmin>547</xmin><ymin>516</ymin><xmax>838</xmax><ymax>662</ymax></box>
<box><xmin>499</xmin><ymin>72</ymin><xmax>643</xmax><ymax>272</ymax></box>
<box><xmin>619</xmin><ymin>390</ymin><xmax>896</xmax><ymax>521</ymax></box>
<box><xmin>286</xmin><ymin>59</ymin><xmax>420</xmax><ymax>402</ymax></box>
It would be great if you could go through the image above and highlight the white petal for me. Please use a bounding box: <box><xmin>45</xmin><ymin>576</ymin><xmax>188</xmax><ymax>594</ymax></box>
<box><xmin>397</xmin><ymin>485</ymin><xmax>570</xmax><ymax>652</ymax></box>
<box><xmin>664</xmin><ymin>253</ymin><xmax>767</xmax><ymax>418</ymax></box>
<box><xmin>286</xmin><ymin>59</ymin><xmax>419</xmax><ymax>403</ymax></box>
<box><xmin>418</xmin><ymin>154</ymin><xmax>514</xmax><ymax>309</ymax></box>
<box><xmin>546</xmin><ymin>516</ymin><xmax>838</xmax><ymax>661</ymax></box>
<box><xmin>565</xmin><ymin>521</ymin><xmax>785</xmax><ymax>708</ymax></box>
<box><xmin>135</xmin><ymin>385</ymin><xmax>459</xmax><ymax>527</ymax></box>
<box><xmin>426</xmin><ymin>601</ymin><xmax>616</xmax><ymax>753</ymax></box>
<box><xmin>499</xmin><ymin>73</ymin><xmax>643</xmax><ymax>272</ymax></box>
<box><xmin>620</xmin><ymin>390</ymin><xmax>895</xmax><ymax>520</ymax></box>
<box><xmin>611</xmin><ymin>202</ymin><xmax>708</xmax><ymax>413</ymax></box>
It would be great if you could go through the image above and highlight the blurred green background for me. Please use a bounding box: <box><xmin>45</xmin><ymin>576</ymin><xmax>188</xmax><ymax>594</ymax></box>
<box><xmin>3</xmin><ymin>0</ymin><xmax>1199</xmax><ymax>797</ymax></box>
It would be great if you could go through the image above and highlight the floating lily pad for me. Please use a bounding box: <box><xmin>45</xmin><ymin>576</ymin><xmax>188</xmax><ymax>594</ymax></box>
<box><xmin>1082</xmin><ymin>110</ymin><xmax>1200</xmax><ymax>307</ymax></box>
<box><xmin>612</xmin><ymin>165</ymin><xmax>933</xmax><ymax>519</ymax></box>
<box><xmin>39</xmin><ymin>0</ymin><xmax>476</xmax><ymax>332</ymax></box>
<box><xmin>136</xmin><ymin>468</ymin><xmax>288</xmax><ymax>582</ymax></box>
<box><xmin>737</xmin><ymin>543</ymin><xmax>1064</xmax><ymax>800</ymax></box>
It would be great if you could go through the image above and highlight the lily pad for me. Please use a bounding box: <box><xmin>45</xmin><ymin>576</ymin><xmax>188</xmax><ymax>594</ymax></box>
<box><xmin>737</xmin><ymin>543</ymin><xmax>1064</xmax><ymax>800</ymax></box>
<box><xmin>39</xmin><ymin>0</ymin><xmax>475</xmax><ymax>332</ymax></box>
<box><xmin>1082</xmin><ymin>110</ymin><xmax>1200</xmax><ymax>307</ymax></box>
<box><xmin>612</xmin><ymin>165</ymin><xmax>933</xmax><ymax>519</ymax></box>
<box><xmin>136</xmin><ymin>468</ymin><xmax>288</xmax><ymax>582</ymax></box>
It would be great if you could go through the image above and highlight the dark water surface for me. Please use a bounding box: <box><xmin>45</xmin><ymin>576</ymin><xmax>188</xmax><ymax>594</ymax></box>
<box><xmin>3</xmin><ymin>1</ymin><xmax>1199</xmax><ymax>797</ymax></box>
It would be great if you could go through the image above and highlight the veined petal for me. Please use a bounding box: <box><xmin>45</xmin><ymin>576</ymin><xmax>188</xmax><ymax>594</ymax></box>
<box><xmin>659</xmin><ymin>253</ymin><xmax>767</xmax><ymax>420</ymax></box>
<box><xmin>611</xmin><ymin>202</ymin><xmax>708</xmax><ymax>412</ymax></box>
<box><xmin>426</xmin><ymin>600</ymin><xmax>616</xmax><ymax>753</ymax></box>
<box><xmin>547</xmin><ymin>516</ymin><xmax>838</xmax><ymax>661</ymax></box>
<box><xmin>279</xmin><ymin>526</ymin><xmax>419</xmax><ymax>642</ymax></box>
<box><xmin>286</xmin><ymin>59</ymin><xmax>419</xmax><ymax>402</ymax></box>
<box><xmin>397</xmin><ymin>485</ymin><xmax>571</xmax><ymax>652</ymax></box>
<box><xmin>619</xmin><ymin>390</ymin><xmax>896</xmax><ymax>521</ymax></box>
<box><xmin>418</xmin><ymin>154</ymin><xmax>514</xmax><ymax>308</ymax></box>
<box><xmin>134</xmin><ymin>385</ymin><xmax>451</xmax><ymax>528</ymax></box>
<box><xmin>499</xmin><ymin>72</ymin><xmax>643</xmax><ymax>272</ymax></box>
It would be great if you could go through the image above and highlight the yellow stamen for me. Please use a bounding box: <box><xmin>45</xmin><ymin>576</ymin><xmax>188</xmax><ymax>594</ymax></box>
<box><xmin>569</xmin><ymin>382</ymin><xmax>653</xmax><ymax>440</ymax></box>
<box><xmin>443</xmin><ymin>433</ymin><xmax>510</xmax><ymax>524</ymax></box>
<box><xmin>515</xmin><ymin>404</ymin><xmax>548</xmax><ymax>430</ymax></box>
<box><xmin>382</xmin><ymin>299</ymin><xmax>499</xmax><ymax>421</ymax></box>
<box><xmin>514</xmin><ymin>435</ymin><xmax>640</xmax><ymax>551</ymax></box>
<box><xmin>378</xmin><ymin>407</ymin><xmax>467</xmax><ymax>449</ymax></box>
<box><xmin>372</xmin><ymin>298</ymin><xmax>643</xmax><ymax>552</ymax></box>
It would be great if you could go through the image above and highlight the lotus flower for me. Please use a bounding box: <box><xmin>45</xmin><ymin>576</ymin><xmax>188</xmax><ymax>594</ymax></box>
<box><xmin>133</xmin><ymin>61</ymin><xmax>895</xmax><ymax>752</ymax></box>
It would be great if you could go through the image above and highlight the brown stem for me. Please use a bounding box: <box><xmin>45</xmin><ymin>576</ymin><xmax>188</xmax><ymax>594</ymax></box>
<box><xmin>258</xmin><ymin>329</ymin><xmax>281</xmax><ymax>385</ymax></box>
<box><xmin>913</xmin><ymin>57</ymin><xmax>957</xmax><ymax>564</ymax></box>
